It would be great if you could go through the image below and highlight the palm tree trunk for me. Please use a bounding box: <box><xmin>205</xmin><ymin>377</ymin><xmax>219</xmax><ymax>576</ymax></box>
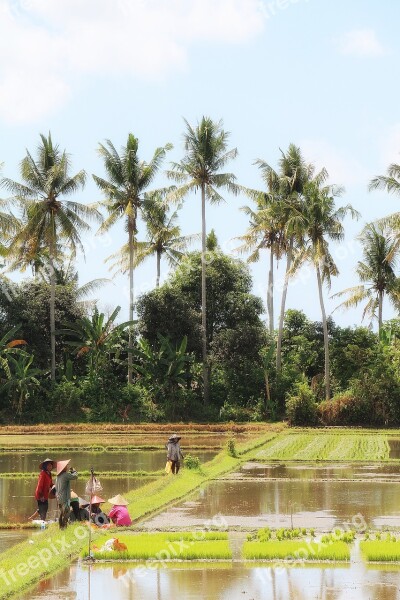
<box><xmin>316</xmin><ymin>264</ymin><xmax>331</xmax><ymax>401</ymax></box>
<box><xmin>156</xmin><ymin>249</ymin><xmax>161</xmax><ymax>288</ymax></box>
<box><xmin>201</xmin><ymin>183</ymin><xmax>209</xmax><ymax>404</ymax></box>
<box><xmin>378</xmin><ymin>289</ymin><xmax>383</xmax><ymax>335</ymax></box>
<box><xmin>128</xmin><ymin>222</ymin><xmax>134</xmax><ymax>384</ymax></box>
<box><xmin>267</xmin><ymin>249</ymin><xmax>274</xmax><ymax>335</ymax></box>
<box><xmin>276</xmin><ymin>237</ymin><xmax>293</xmax><ymax>372</ymax></box>
<box><xmin>49</xmin><ymin>244</ymin><xmax>56</xmax><ymax>382</ymax></box>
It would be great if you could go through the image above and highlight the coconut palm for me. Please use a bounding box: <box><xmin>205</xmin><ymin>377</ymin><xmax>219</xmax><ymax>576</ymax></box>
<box><xmin>237</xmin><ymin>168</ymin><xmax>286</xmax><ymax>335</ymax></box>
<box><xmin>333</xmin><ymin>222</ymin><xmax>400</xmax><ymax>334</ymax></box>
<box><xmin>256</xmin><ymin>145</ymin><xmax>313</xmax><ymax>373</ymax></box>
<box><xmin>167</xmin><ymin>116</ymin><xmax>238</xmax><ymax>403</ymax></box>
<box><xmin>106</xmin><ymin>192</ymin><xmax>197</xmax><ymax>288</ymax></box>
<box><xmin>292</xmin><ymin>171</ymin><xmax>358</xmax><ymax>400</ymax></box>
<box><xmin>1</xmin><ymin>133</ymin><xmax>99</xmax><ymax>380</ymax></box>
<box><xmin>370</xmin><ymin>160</ymin><xmax>400</xmax><ymax>257</ymax></box>
<box><xmin>93</xmin><ymin>134</ymin><xmax>172</xmax><ymax>383</ymax></box>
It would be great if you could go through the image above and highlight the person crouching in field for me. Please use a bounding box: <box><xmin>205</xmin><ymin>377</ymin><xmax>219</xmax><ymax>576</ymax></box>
<box><xmin>55</xmin><ymin>460</ymin><xmax>78</xmax><ymax>529</ymax></box>
<box><xmin>35</xmin><ymin>458</ymin><xmax>55</xmax><ymax>520</ymax></box>
<box><xmin>108</xmin><ymin>495</ymin><xmax>132</xmax><ymax>526</ymax></box>
<box><xmin>166</xmin><ymin>434</ymin><xmax>184</xmax><ymax>474</ymax></box>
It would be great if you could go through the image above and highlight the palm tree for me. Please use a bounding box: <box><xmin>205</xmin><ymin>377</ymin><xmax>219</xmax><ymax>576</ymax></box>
<box><xmin>2</xmin><ymin>353</ymin><xmax>41</xmax><ymax>416</ymax></box>
<box><xmin>93</xmin><ymin>134</ymin><xmax>172</xmax><ymax>383</ymax></box>
<box><xmin>1</xmin><ymin>133</ymin><xmax>99</xmax><ymax>380</ymax></box>
<box><xmin>167</xmin><ymin>116</ymin><xmax>238</xmax><ymax>402</ymax></box>
<box><xmin>333</xmin><ymin>222</ymin><xmax>400</xmax><ymax>334</ymax></box>
<box><xmin>237</xmin><ymin>170</ymin><xmax>285</xmax><ymax>335</ymax></box>
<box><xmin>106</xmin><ymin>192</ymin><xmax>197</xmax><ymax>288</ymax></box>
<box><xmin>370</xmin><ymin>160</ymin><xmax>400</xmax><ymax>256</ymax></box>
<box><xmin>292</xmin><ymin>171</ymin><xmax>358</xmax><ymax>400</ymax></box>
<box><xmin>61</xmin><ymin>306</ymin><xmax>134</xmax><ymax>381</ymax></box>
<box><xmin>256</xmin><ymin>145</ymin><xmax>313</xmax><ymax>373</ymax></box>
<box><xmin>0</xmin><ymin>163</ymin><xmax>20</xmax><ymax>257</ymax></box>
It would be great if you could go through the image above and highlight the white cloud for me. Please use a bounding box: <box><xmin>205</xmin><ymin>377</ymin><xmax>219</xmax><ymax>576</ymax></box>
<box><xmin>336</xmin><ymin>29</ymin><xmax>385</xmax><ymax>58</ymax></box>
<box><xmin>300</xmin><ymin>139</ymin><xmax>369</xmax><ymax>187</ymax></box>
<box><xmin>0</xmin><ymin>0</ymin><xmax>265</xmax><ymax>123</ymax></box>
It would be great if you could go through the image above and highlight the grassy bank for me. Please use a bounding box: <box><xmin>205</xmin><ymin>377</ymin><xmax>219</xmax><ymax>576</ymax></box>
<box><xmin>0</xmin><ymin>524</ymin><xmax>90</xmax><ymax>599</ymax></box>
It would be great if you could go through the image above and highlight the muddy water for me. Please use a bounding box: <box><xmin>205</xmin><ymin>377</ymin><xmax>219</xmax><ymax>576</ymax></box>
<box><xmin>142</xmin><ymin>479</ymin><xmax>400</xmax><ymax>530</ymax></box>
<box><xmin>0</xmin><ymin>477</ymin><xmax>152</xmax><ymax>523</ymax></box>
<box><xmin>18</xmin><ymin>561</ymin><xmax>400</xmax><ymax>599</ymax></box>
<box><xmin>237</xmin><ymin>461</ymin><xmax>400</xmax><ymax>480</ymax></box>
<box><xmin>0</xmin><ymin>450</ymin><xmax>216</xmax><ymax>474</ymax></box>
<box><xmin>0</xmin><ymin>530</ymin><xmax>30</xmax><ymax>552</ymax></box>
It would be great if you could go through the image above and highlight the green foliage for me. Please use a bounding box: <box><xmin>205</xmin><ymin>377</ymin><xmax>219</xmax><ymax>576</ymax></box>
<box><xmin>183</xmin><ymin>454</ymin><xmax>201</xmax><ymax>470</ymax></box>
<box><xmin>285</xmin><ymin>381</ymin><xmax>318</xmax><ymax>426</ymax></box>
<box><xmin>243</xmin><ymin>539</ymin><xmax>350</xmax><ymax>561</ymax></box>
<box><xmin>318</xmin><ymin>392</ymin><xmax>370</xmax><ymax>426</ymax></box>
<box><xmin>361</xmin><ymin>540</ymin><xmax>400</xmax><ymax>562</ymax></box>
<box><xmin>226</xmin><ymin>438</ymin><xmax>237</xmax><ymax>457</ymax></box>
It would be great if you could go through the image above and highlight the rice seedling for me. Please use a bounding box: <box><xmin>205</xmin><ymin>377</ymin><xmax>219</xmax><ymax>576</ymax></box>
<box><xmin>84</xmin><ymin>532</ymin><xmax>231</xmax><ymax>561</ymax></box>
<box><xmin>243</xmin><ymin>540</ymin><xmax>350</xmax><ymax>561</ymax></box>
<box><xmin>360</xmin><ymin>540</ymin><xmax>400</xmax><ymax>562</ymax></box>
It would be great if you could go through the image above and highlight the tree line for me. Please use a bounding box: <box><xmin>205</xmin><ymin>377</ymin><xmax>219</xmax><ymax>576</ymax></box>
<box><xmin>0</xmin><ymin>116</ymin><xmax>400</xmax><ymax>424</ymax></box>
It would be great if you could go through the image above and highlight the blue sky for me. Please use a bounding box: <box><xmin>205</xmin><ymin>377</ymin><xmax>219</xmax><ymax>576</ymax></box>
<box><xmin>1</xmin><ymin>0</ymin><xmax>399</xmax><ymax>328</ymax></box>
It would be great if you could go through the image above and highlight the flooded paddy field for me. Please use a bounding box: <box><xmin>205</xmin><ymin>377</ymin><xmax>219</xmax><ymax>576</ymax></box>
<box><xmin>19</xmin><ymin>561</ymin><xmax>400</xmax><ymax>600</ymax></box>
<box><xmin>0</xmin><ymin>530</ymin><xmax>30</xmax><ymax>553</ymax></box>
<box><xmin>142</xmin><ymin>476</ymin><xmax>400</xmax><ymax>530</ymax></box>
<box><xmin>0</xmin><ymin>477</ymin><xmax>154</xmax><ymax>524</ymax></box>
<box><xmin>0</xmin><ymin>449</ymin><xmax>216</xmax><ymax>475</ymax></box>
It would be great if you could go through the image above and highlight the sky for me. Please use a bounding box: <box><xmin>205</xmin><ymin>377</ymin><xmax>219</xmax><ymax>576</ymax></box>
<box><xmin>1</xmin><ymin>0</ymin><xmax>400</xmax><ymax>329</ymax></box>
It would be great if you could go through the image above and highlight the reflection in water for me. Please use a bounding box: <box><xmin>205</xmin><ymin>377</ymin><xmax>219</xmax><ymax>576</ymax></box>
<box><xmin>143</xmin><ymin>479</ymin><xmax>400</xmax><ymax>530</ymax></box>
<box><xmin>0</xmin><ymin>450</ymin><xmax>216</xmax><ymax>474</ymax></box>
<box><xmin>0</xmin><ymin>530</ymin><xmax>30</xmax><ymax>552</ymax></box>
<box><xmin>20</xmin><ymin>562</ymin><xmax>400</xmax><ymax>600</ymax></box>
<box><xmin>240</xmin><ymin>461</ymin><xmax>400</xmax><ymax>481</ymax></box>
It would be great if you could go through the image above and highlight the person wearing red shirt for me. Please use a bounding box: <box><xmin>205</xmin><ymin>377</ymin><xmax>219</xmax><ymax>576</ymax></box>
<box><xmin>35</xmin><ymin>458</ymin><xmax>55</xmax><ymax>520</ymax></box>
<box><xmin>107</xmin><ymin>495</ymin><xmax>132</xmax><ymax>526</ymax></box>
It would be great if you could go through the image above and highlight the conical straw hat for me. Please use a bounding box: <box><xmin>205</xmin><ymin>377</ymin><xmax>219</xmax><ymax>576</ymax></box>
<box><xmin>79</xmin><ymin>498</ymin><xmax>90</xmax><ymax>508</ymax></box>
<box><xmin>108</xmin><ymin>494</ymin><xmax>129</xmax><ymax>506</ymax></box>
<box><xmin>90</xmin><ymin>495</ymin><xmax>105</xmax><ymax>504</ymax></box>
<box><xmin>39</xmin><ymin>458</ymin><xmax>54</xmax><ymax>470</ymax></box>
<box><xmin>56</xmin><ymin>459</ymin><xmax>71</xmax><ymax>475</ymax></box>
<box><xmin>70</xmin><ymin>491</ymin><xmax>78</xmax><ymax>500</ymax></box>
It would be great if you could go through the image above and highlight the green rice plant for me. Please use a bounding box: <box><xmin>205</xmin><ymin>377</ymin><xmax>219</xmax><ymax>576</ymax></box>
<box><xmin>243</xmin><ymin>540</ymin><xmax>350</xmax><ymax>561</ymax></box>
<box><xmin>84</xmin><ymin>532</ymin><xmax>232</xmax><ymax>560</ymax></box>
<box><xmin>183</xmin><ymin>454</ymin><xmax>202</xmax><ymax>470</ymax></box>
<box><xmin>360</xmin><ymin>540</ymin><xmax>400</xmax><ymax>562</ymax></box>
<box><xmin>226</xmin><ymin>438</ymin><xmax>237</xmax><ymax>458</ymax></box>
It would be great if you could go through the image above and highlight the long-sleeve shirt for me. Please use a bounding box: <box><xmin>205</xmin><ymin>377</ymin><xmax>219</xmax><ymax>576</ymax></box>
<box><xmin>108</xmin><ymin>505</ymin><xmax>132</xmax><ymax>526</ymax></box>
<box><xmin>35</xmin><ymin>470</ymin><xmax>53</xmax><ymax>501</ymax></box>
<box><xmin>56</xmin><ymin>470</ymin><xmax>78</xmax><ymax>505</ymax></box>
<box><xmin>166</xmin><ymin>441</ymin><xmax>183</xmax><ymax>462</ymax></box>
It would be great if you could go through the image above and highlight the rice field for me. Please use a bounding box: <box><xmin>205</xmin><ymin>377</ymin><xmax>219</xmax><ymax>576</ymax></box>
<box><xmin>255</xmin><ymin>432</ymin><xmax>390</xmax><ymax>461</ymax></box>
<box><xmin>242</xmin><ymin>539</ymin><xmax>350</xmax><ymax>561</ymax></box>
<box><xmin>84</xmin><ymin>532</ymin><xmax>232</xmax><ymax>561</ymax></box>
<box><xmin>360</xmin><ymin>537</ymin><xmax>400</xmax><ymax>561</ymax></box>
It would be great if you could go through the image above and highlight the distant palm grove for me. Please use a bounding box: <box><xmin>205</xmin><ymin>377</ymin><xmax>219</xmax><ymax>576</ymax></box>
<box><xmin>1</xmin><ymin>117</ymin><xmax>400</xmax><ymax>425</ymax></box>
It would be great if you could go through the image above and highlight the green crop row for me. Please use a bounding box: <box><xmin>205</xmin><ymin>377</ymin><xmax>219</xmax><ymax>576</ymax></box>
<box><xmin>242</xmin><ymin>540</ymin><xmax>350</xmax><ymax>561</ymax></box>
<box><xmin>360</xmin><ymin>540</ymin><xmax>400</xmax><ymax>561</ymax></box>
<box><xmin>253</xmin><ymin>432</ymin><xmax>391</xmax><ymax>461</ymax></box>
<box><xmin>83</xmin><ymin>532</ymin><xmax>231</xmax><ymax>560</ymax></box>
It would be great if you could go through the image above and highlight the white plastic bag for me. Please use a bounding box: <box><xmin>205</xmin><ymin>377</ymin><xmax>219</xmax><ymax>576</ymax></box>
<box><xmin>85</xmin><ymin>476</ymin><xmax>103</xmax><ymax>496</ymax></box>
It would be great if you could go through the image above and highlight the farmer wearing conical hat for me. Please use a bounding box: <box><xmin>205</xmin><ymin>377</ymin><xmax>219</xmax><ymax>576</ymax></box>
<box><xmin>55</xmin><ymin>460</ymin><xmax>78</xmax><ymax>529</ymax></box>
<box><xmin>90</xmin><ymin>495</ymin><xmax>109</xmax><ymax>526</ymax></box>
<box><xmin>166</xmin><ymin>433</ymin><xmax>184</xmax><ymax>475</ymax></box>
<box><xmin>35</xmin><ymin>458</ymin><xmax>55</xmax><ymax>521</ymax></box>
<box><xmin>107</xmin><ymin>495</ymin><xmax>132</xmax><ymax>526</ymax></box>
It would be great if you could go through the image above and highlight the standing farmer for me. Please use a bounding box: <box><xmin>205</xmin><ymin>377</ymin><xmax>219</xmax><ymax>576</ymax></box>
<box><xmin>55</xmin><ymin>460</ymin><xmax>78</xmax><ymax>529</ymax></box>
<box><xmin>35</xmin><ymin>458</ymin><xmax>55</xmax><ymax>521</ymax></box>
<box><xmin>166</xmin><ymin>434</ymin><xmax>184</xmax><ymax>474</ymax></box>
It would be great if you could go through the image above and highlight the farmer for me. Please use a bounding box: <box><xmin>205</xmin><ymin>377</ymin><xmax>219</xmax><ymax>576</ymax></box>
<box><xmin>70</xmin><ymin>494</ymin><xmax>90</xmax><ymax>522</ymax></box>
<box><xmin>90</xmin><ymin>495</ymin><xmax>109</xmax><ymax>526</ymax></box>
<box><xmin>35</xmin><ymin>458</ymin><xmax>55</xmax><ymax>520</ymax></box>
<box><xmin>55</xmin><ymin>460</ymin><xmax>78</xmax><ymax>529</ymax></box>
<box><xmin>107</xmin><ymin>495</ymin><xmax>132</xmax><ymax>526</ymax></box>
<box><xmin>166</xmin><ymin>433</ymin><xmax>184</xmax><ymax>474</ymax></box>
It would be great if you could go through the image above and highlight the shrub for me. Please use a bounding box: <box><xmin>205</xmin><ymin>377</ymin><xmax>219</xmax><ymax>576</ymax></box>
<box><xmin>183</xmin><ymin>454</ymin><xmax>201</xmax><ymax>470</ymax></box>
<box><xmin>285</xmin><ymin>381</ymin><xmax>317</xmax><ymax>426</ymax></box>
<box><xmin>226</xmin><ymin>438</ymin><xmax>237</xmax><ymax>457</ymax></box>
<box><xmin>47</xmin><ymin>380</ymin><xmax>85</xmax><ymax>422</ymax></box>
<box><xmin>318</xmin><ymin>392</ymin><xmax>370</xmax><ymax>426</ymax></box>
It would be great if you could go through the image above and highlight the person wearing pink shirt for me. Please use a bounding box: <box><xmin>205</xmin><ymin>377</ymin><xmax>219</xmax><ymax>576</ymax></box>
<box><xmin>107</xmin><ymin>495</ymin><xmax>132</xmax><ymax>526</ymax></box>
